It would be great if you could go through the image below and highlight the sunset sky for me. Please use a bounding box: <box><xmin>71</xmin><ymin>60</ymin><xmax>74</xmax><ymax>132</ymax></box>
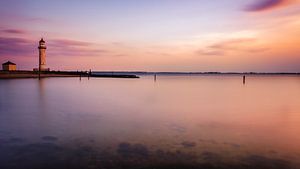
<box><xmin>0</xmin><ymin>0</ymin><xmax>299</xmax><ymax>72</ymax></box>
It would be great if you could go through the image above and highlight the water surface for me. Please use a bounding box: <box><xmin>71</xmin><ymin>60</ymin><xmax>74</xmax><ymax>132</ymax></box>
<box><xmin>0</xmin><ymin>75</ymin><xmax>300</xmax><ymax>169</ymax></box>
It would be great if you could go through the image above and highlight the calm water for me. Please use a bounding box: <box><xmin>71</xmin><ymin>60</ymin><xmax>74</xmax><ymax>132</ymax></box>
<box><xmin>0</xmin><ymin>75</ymin><xmax>300</xmax><ymax>169</ymax></box>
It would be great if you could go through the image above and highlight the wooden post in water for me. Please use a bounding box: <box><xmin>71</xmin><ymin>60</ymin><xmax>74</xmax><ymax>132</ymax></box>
<box><xmin>38</xmin><ymin>68</ymin><xmax>41</xmax><ymax>80</ymax></box>
<box><xmin>79</xmin><ymin>71</ymin><xmax>82</xmax><ymax>81</ymax></box>
<box><xmin>243</xmin><ymin>75</ymin><xmax>246</xmax><ymax>84</ymax></box>
<box><xmin>154</xmin><ymin>74</ymin><xmax>157</xmax><ymax>82</ymax></box>
<box><xmin>88</xmin><ymin>69</ymin><xmax>91</xmax><ymax>80</ymax></box>
<box><xmin>38</xmin><ymin>55</ymin><xmax>41</xmax><ymax>80</ymax></box>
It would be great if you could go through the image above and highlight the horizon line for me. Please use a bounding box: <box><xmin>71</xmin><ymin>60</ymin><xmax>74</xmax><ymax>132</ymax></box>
<box><xmin>4</xmin><ymin>70</ymin><xmax>299</xmax><ymax>74</ymax></box>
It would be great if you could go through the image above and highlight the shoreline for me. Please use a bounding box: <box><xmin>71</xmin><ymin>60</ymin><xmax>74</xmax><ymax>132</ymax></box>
<box><xmin>0</xmin><ymin>71</ymin><xmax>139</xmax><ymax>79</ymax></box>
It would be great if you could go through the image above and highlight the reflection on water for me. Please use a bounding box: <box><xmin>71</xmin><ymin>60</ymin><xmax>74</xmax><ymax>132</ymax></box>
<box><xmin>0</xmin><ymin>75</ymin><xmax>300</xmax><ymax>169</ymax></box>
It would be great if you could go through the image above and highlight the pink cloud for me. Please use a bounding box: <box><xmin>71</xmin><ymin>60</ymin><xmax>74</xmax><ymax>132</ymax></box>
<box><xmin>48</xmin><ymin>47</ymin><xmax>109</xmax><ymax>57</ymax></box>
<box><xmin>0</xmin><ymin>37</ymin><xmax>35</xmax><ymax>57</ymax></box>
<box><xmin>0</xmin><ymin>36</ymin><xmax>111</xmax><ymax>60</ymax></box>
<box><xmin>244</xmin><ymin>0</ymin><xmax>296</xmax><ymax>12</ymax></box>
<box><xmin>1</xmin><ymin>29</ymin><xmax>27</xmax><ymax>34</ymax></box>
<box><xmin>26</xmin><ymin>17</ymin><xmax>53</xmax><ymax>23</ymax></box>
<box><xmin>48</xmin><ymin>39</ymin><xmax>109</xmax><ymax>57</ymax></box>
<box><xmin>50</xmin><ymin>39</ymin><xmax>92</xmax><ymax>47</ymax></box>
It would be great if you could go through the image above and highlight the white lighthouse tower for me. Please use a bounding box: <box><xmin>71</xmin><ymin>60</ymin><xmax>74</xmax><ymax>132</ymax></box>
<box><xmin>38</xmin><ymin>38</ymin><xmax>49</xmax><ymax>71</ymax></box>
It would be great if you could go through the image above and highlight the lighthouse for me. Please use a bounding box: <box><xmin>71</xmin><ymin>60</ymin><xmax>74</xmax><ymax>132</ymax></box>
<box><xmin>38</xmin><ymin>38</ymin><xmax>49</xmax><ymax>71</ymax></box>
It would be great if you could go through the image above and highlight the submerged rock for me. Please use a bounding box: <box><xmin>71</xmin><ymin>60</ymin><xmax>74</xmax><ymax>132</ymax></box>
<box><xmin>181</xmin><ymin>141</ymin><xmax>197</xmax><ymax>148</ymax></box>
<box><xmin>117</xmin><ymin>142</ymin><xmax>149</xmax><ymax>158</ymax></box>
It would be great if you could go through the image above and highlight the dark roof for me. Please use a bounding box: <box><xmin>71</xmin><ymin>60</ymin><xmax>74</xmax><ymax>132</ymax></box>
<box><xmin>2</xmin><ymin>61</ymin><xmax>16</xmax><ymax>65</ymax></box>
<box><xmin>39</xmin><ymin>38</ymin><xmax>45</xmax><ymax>43</ymax></box>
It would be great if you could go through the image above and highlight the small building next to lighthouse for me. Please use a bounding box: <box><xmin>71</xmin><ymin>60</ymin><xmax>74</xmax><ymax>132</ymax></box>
<box><xmin>34</xmin><ymin>38</ymin><xmax>50</xmax><ymax>71</ymax></box>
<box><xmin>2</xmin><ymin>61</ymin><xmax>17</xmax><ymax>71</ymax></box>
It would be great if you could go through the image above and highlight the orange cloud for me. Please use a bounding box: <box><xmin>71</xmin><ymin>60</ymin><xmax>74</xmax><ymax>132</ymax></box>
<box><xmin>197</xmin><ymin>38</ymin><xmax>269</xmax><ymax>56</ymax></box>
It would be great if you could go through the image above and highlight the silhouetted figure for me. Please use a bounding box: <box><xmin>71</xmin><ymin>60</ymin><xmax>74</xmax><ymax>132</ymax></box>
<box><xmin>243</xmin><ymin>75</ymin><xmax>246</xmax><ymax>84</ymax></box>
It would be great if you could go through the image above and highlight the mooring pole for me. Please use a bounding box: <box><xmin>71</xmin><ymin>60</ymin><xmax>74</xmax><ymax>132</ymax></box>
<box><xmin>88</xmin><ymin>69</ymin><xmax>91</xmax><ymax>80</ymax></box>
<box><xmin>80</xmin><ymin>71</ymin><xmax>82</xmax><ymax>81</ymax></box>
<box><xmin>38</xmin><ymin>64</ymin><xmax>41</xmax><ymax>80</ymax></box>
<box><xmin>154</xmin><ymin>74</ymin><xmax>157</xmax><ymax>82</ymax></box>
<box><xmin>243</xmin><ymin>75</ymin><xmax>246</xmax><ymax>84</ymax></box>
<box><xmin>38</xmin><ymin>55</ymin><xmax>41</xmax><ymax>80</ymax></box>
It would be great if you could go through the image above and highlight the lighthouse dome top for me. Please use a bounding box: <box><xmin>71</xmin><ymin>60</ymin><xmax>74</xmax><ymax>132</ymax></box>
<box><xmin>39</xmin><ymin>38</ymin><xmax>45</xmax><ymax>43</ymax></box>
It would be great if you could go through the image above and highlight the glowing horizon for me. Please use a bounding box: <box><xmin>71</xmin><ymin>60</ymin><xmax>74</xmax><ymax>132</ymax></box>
<box><xmin>0</xmin><ymin>0</ymin><xmax>299</xmax><ymax>72</ymax></box>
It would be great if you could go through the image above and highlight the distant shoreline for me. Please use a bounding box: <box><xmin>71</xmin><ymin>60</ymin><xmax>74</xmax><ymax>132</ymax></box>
<box><xmin>93</xmin><ymin>71</ymin><xmax>300</xmax><ymax>76</ymax></box>
<box><xmin>1</xmin><ymin>70</ymin><xmax>299</xmax><ymax>79</ymax></box>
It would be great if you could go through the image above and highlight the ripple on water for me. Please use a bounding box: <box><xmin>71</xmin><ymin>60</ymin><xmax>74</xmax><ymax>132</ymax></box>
<box><xmin>41</xmin><ymin>136</ymin><xmax>58</xmax><ymax>142</ymax></box>
<box><xmin>9</xmin><ymin>137</ymin><xmax>25</xmax><ymax>144</ymax></box>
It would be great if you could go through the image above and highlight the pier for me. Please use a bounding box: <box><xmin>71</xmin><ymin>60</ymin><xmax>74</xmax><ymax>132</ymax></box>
<box><xmin>0</xmin><ymin>71</ymin><xmax>139</xmax><ymax>79</ymax></box>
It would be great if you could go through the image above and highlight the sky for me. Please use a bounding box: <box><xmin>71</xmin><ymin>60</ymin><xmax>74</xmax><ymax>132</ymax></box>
<box><xmin>0</xmin><ymin>0</ymin><xmax>300</xmax><ymax>72</ymax></box>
